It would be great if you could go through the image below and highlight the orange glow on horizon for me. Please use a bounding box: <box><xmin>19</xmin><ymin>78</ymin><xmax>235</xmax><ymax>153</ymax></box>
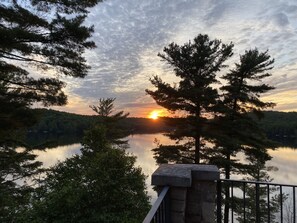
<box><xmin>149</xmin><ymin>110</ymin><xmax>160</xmax><ymax>120</ymax></box>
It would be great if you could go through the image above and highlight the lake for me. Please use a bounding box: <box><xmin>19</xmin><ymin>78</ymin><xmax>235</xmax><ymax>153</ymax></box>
<box><xmin>33</xmin><ymin>133</ymin><xmax>297</xmax><ymax>202</ymax></box>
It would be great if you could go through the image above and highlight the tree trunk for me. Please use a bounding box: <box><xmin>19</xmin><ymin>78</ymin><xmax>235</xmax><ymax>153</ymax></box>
<box><xmin>194</xmin><ymin>134</ymin><xmax>200</xmax><ymax>164</ymax></box>
<box><xmin>194</xmin><ymin>107</ymin><xmax>201</xmax><ymax>164</ymax></box>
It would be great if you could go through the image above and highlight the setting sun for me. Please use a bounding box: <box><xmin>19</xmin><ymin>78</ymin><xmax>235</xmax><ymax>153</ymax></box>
<box><xmin>149</xmin><ymin>111</ymin><xmax>160</xmax><ymax>120</ymax></box>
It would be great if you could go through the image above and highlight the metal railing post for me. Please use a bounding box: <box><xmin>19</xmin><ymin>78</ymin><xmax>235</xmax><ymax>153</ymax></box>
<box><xmin>217</xmin><ymin>180</ymin><xmax>222</xmax><ymax>223</ymax></box>
<box><xmin>217</xmin><ymin>179</ymin><xmax>297</xmax><ymax>223</ymax></box>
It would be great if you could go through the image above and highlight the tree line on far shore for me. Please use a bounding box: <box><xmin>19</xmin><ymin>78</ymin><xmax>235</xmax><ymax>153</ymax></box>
<box><xmin>26</xmin><ymin>108</ymin><xmax>297</xmax><ymax>145</ymax></box>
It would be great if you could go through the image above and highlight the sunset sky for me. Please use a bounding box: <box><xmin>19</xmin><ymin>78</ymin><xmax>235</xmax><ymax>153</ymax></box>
<box><xmin>51</xmin><ymin>0</ymin><xmax>297</xmax><ymax>117</ymax></box>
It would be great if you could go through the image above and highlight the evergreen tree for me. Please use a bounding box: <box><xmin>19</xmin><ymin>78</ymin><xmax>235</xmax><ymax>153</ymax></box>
<box><xmin>18</xmin><ymin>104</ymin><xmax>150</xmax><ymax>223</ymax></box>
<box><xmin>207</xmin><ymin>49</ymin><xmax>276</xmax><ymax>223</ymax></box>
<box><xmin>0</xmin><ymin>1</ymin><xmax>101</xmax><ymax>221</ymax></box>
<box><xmin>0</xmin><ymin>0</ymin><xmax>101</xmax><ymax>130</ymax></box>
<box><xmin>19</xmin><ymin>129</ymin><xmax>150</xmax><ymax>223</ymax></box>
<box><xmin>209</xmin><ymin>49</ymin><xmax>275</xmax><ymax>179</ymax></box>
<box><xmin>87</xmin><ymin>98</ymin><xmax>130</xmax><ymax>150</ymax></box>
<box><xmin>0</xmin><ymin>142</ymin><xmax>42</xmax><ymax>223</ymax></box>
<box><xmin>233</xmin><ymin>153</ymin><xmax>283</xmax><ymax>223</ymax></box>
<box><xmin>146</xmin><ymin>34</ymin><xmax>233</xmax><ymax>163</ymax></box>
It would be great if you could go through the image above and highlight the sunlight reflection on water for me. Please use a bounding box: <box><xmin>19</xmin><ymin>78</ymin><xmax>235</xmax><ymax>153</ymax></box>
<box><xmin>268</xmin><ymin>147</ymin><xmax>297</xmax><ymax>185</ymax></box>
<box><xmin>34</xmin><ymin>143</ymin><xmax>82</xmax><ymax>168</ymax></box>
<box><xmin>33</xmin><ymin>134</ymin><xmax>297</xmax><ymax>203</ymax></box>
<box><xmin>33</xmin><ymin>134</ymin><xmax>165</xmax><ymax>202</ymax></box>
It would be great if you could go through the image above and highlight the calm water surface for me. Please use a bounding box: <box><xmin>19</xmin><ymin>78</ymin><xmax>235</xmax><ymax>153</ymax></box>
<box><xmin>34</xmin><ymin>133</ymin><xmax>297</xmax><ymax>202</ymax></box>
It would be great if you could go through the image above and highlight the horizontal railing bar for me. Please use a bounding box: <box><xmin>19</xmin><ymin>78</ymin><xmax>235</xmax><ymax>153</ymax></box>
<box><xmin>216</xmin><ymin>179</ymin><xmax>297</xmax><ymax>223</ymax></box>
<box><xmin>219</xmin><ymin>179</ymin><xmax>297</xmax><ymax>188</ymax></box>
<box><xmin>143</xmin><ymin>186</ymin><xmax>170</xmax><ymax>223</ymax></box>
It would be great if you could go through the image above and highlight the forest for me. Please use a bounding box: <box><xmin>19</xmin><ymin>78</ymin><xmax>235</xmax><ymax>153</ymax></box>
<box><xmin>27</xmin><ymin>108</ymin><xmax>171</xmax><ymax>135</ymax></box>
<box><xmin>26</xmin><ymin>108</ymin><xmax>297</xmax><ymax>145</ymax></box>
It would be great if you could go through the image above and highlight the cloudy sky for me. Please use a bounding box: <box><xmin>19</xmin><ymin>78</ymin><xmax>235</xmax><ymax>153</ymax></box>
<box><xmin>52</xmin><ymin>0</ymin><xmax>297</xmax><ymax>117</ymax></box>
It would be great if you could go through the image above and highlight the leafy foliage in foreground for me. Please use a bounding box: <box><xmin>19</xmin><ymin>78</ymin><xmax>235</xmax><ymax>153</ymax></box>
<box><xmin>24</xmin><ymin>143</ymin><xmax>150</xmax><ymax>223</ymax></box>
<box><xmin>13</xmin><ymin>99</ymin><xmax>150</xmax><ymax>223</ymax></box>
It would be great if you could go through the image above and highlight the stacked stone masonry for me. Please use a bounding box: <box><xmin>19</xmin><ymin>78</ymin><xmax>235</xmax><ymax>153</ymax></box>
<box><xmin>152</xmin><ymin>164</ymin><xmax>219</xmax><ymax>223</ymax></box>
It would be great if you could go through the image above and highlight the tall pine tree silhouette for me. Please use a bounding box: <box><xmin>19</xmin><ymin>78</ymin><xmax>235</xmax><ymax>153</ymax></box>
<box><xmin>146</xmin><ymin>34</ymin><xmax>233</xmax><ymax>163</ymax></box>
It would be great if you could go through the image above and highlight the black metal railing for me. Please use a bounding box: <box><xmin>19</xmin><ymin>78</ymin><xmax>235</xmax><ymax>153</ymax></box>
<box><xmin>143</xmin><ymin>186</ymin><xmax>170</xmax><ymax>223</ymax></box>
<box><xmin>217</xmin><ymin>179</ymin><xmax>297</xmax><ymax>223</ymax></box>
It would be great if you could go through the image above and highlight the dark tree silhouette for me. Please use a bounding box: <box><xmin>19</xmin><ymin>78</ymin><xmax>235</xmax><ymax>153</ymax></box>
<box><xmin>207</xmin><ymin>49</ymin><xmax>276</xmax><ymax>223</ymax></box>
<box><xmin>0</xmin><ymin>1</ymin><xmax>101</xmax><ymax>221</ymax></box>
<box><xmin>86</xmin><ymin>98</ymin><xmax>130</xmax><ymax>150</ymax></box>
<box><xmin>208</xmin><ymin>49</ymin><xmax>275</xmax><ymax>180</ymax></box>
<box><xmin>0</xmin><ymin>0</ymin><xmax>101</xmax><ymax>131</ymax></box>
<box><xmin>146</xmin><ymin>34</ymin><xmax>233</xmax><ymax>163</ymax></box>
<box><xmin>20</xmin><ymin>129</ymin><xmax>150</xmax><ymax>223</ymax></box>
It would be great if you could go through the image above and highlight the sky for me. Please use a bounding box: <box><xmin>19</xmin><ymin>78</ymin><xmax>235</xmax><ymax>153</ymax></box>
<box><xmin>51</xmin><ymin>0</ymin><xmax>297</xmax><ymax>117</ymax></box>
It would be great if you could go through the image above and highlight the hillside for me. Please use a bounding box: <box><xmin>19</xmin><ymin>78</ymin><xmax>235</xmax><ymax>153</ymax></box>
<box><xmin>28</xmin><ymin>109</ymin><xmax>170</xmax><ymax>135</ymax></box>
<box><xmin>26</xmin><ymin>109</ymin><xmax>297</xmax><ymax>147</ymax></box>
<box><xmin>257</xmin><ymin>111</ymin><xmax>297</xmax><ymax>138</ymax></box>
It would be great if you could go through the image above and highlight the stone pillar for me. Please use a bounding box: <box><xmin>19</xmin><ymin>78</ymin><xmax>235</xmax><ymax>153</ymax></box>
<box><xmin>152</xmin><ymin>164</ymin><xmax>219</xmax><ymax>223</ymax></box>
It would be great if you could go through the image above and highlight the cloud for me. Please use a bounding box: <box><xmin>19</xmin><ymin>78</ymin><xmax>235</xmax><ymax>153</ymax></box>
<box><xmin>52</xmin><ymin>0</ymin><xmax>297</xmax><ymax>116</ymax></box>
<box><xmin>51</xmin><ymin>92</ymin><xmax>94</xmax><ymax>115</ymax></box>
<box><xmin>263</xmin><ymin>90</ymin><xmax>297</xmax><ymax>111</ymax></box>
<box><xmin>272</xmin><ymin>12</ymin><xmax>289</xmax><ymax>26</ymax></box>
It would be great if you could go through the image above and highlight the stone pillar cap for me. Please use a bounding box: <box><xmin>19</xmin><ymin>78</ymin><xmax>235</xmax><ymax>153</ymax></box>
<box><xmin>152</xmin><ymin>164</ymin><xmax>219</xmax><ymax>187</ymax></box>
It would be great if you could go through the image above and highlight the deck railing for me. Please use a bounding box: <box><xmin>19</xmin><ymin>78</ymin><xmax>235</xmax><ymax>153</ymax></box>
<box><xmin>143</xmin><ymin>186</ymin><xmax>170</xmax><ymax>223</ymax></box>
<box><xmin>217</xmin><ymin>179</ymin><xmax>297</xmax><ymax>223</ymax></box>
<box><xmin>144</xmin><ymin>165</ymin><xmax>297</xmax><ymax>223</ymax></box>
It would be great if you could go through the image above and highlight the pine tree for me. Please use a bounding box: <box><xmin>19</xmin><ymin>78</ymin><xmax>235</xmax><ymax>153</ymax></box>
<box><xmin>210</xmin><ymin>49</ymin><xmax>275</xmax><ymax>180</ymax></box>
<box><xmin>85</xmin><ymin>98</ymin><xmax>130</xmax><ymax>151</ymax></box>
<box><xmin>0</xmin><ymin>0</ymin><xmax>101</xmax><ymax>130</ymax></box>
<box><xmin>146</xmin><ymin>34</ymin><xmax>233</xmax><ymax>163</ymax></box>
<box><xmin>207</xmin><ymin>49</ymin><xmax>276</xmax><ymax>223</ymax></box>
<box><xmin>18</xmin><ymin>101</ymin><xmax>149</xmax><ymax>223</ymax></box>
<box><xmin>233</xmin><ymin>153</ymin><xmax>283</xmax><ymax>223</ymax></box>
<box><xmin>0</xmin><ymin>1</ymin><xmax>101</xmax><ymax>221</ymax></box>
<box><xmin>20</xmin><ymin>130</ymin><xmax>150</xmax><ymax>223</ymax></box>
